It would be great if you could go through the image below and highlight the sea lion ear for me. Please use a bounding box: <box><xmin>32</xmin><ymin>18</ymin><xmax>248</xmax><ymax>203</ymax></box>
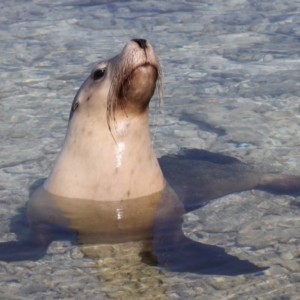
<box><xmin>72</xmin><ymin>100</ymin><xmax>79</xmax><ymax>112</ymax></box>
<box><xmin>69</xmin><ymin>89</ymin><xmax>81</xmax><ymax>121</ymax></box>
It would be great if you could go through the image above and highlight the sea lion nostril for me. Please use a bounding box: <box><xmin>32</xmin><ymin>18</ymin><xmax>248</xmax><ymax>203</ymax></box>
<box><xmin>132</xmin><ymin>39</ymin><xmax>147</xmax><ymax>49</ymax></box>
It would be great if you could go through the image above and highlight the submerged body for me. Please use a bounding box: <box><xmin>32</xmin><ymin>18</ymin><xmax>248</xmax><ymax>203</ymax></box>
<box><xmin>27</xmin><ymin>174</ymin><xmax>265</xmax><ymax>276</ymax></box>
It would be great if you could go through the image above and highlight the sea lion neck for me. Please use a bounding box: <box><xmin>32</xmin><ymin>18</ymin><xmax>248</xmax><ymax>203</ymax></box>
<box><xmin>45</xmin><ymin>109</ymin><xmax>165</xmax><ymax>201</ymax></box>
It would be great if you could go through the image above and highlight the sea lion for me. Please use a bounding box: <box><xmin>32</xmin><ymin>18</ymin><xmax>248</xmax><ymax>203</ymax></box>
<box><xmin>1</xmin><ymin>39</ymin><xmax>300</xmax><ymax>280</ymax></box>
<box><xmin>44</xmin><ymin>39</ymin><xmax>165</xmax><ymax>201</ymax></box>
<box><xmin>44</xmin><ymin>38</ymin><xmax>300</xmax><ymax>203</ymax></box>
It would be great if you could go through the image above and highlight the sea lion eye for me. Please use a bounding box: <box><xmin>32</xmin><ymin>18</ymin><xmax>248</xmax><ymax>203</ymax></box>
<box><xmin>93</xmin><ymin>68</ymin><xmax>105</xmax><ymax>81</ymax></box>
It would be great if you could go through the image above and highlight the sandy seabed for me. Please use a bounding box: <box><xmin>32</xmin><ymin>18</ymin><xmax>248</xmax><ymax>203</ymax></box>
<box><xmin>1</xmin><ymin>0</ymin><xmax>300</xmax><ymax>299</ymax></box>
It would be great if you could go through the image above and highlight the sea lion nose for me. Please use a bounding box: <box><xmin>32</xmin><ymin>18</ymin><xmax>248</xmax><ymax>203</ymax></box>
<box><xmin>132</xmin><ymin>38</ymin><xmax>147</xmax><ymax>49</ymax></box>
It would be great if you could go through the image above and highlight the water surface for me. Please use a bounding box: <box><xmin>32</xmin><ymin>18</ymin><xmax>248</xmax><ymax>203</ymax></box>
<box><xmin>1</xmin><ymin>0</ymin><xmax>300</xmax><ymax>299</ymax></box>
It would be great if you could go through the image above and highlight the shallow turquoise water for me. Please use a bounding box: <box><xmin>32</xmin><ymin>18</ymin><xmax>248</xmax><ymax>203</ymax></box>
<box><xmin>1</xmin><ymin>0</ymin><xmax>300</xmax><ymax>299</ymax></box>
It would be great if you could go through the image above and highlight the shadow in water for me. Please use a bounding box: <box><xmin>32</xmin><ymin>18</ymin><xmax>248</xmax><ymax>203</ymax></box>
<box><xmin>1</xmin><ymin>149</ymin><xmax>300</xmax><ymax>278</ymax></box>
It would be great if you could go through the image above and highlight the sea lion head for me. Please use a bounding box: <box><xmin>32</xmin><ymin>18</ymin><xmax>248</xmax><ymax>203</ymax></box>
<box><xmin>69</xmin><ymin>39</ymin><xmax>162</xmax><ymax>130</ymax></box>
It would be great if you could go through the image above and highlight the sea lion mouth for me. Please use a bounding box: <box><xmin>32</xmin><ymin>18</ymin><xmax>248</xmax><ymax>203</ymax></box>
<box><xmin>128</xmin><ymin>62</ymin><xmax>158</xmax><ymax>84</ymax></box>
<box><xmin>107</xmin><ymin>40</ymin><xmax>163</xmax><ymax>127</ymax></box>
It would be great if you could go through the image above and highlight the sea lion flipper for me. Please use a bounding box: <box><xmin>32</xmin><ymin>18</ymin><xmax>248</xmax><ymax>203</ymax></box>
<box><xmin>0</xmin><ymin>239</ymin><xmax>48</xmax><ymax>262</ymax></box>
<box><xmin>177</xmin><ymin>148</ymin><xmax>244</xmax><ymax>165</ymax></box>
<box><xmin>153</xmin><ymin>233</ymin><xmax>266</xmax><ymax>276</ymax></box>
<box><xmin>257</xmin><ymin>174</ymin><xmax>300</xmax><ymax>195</ymax></box>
